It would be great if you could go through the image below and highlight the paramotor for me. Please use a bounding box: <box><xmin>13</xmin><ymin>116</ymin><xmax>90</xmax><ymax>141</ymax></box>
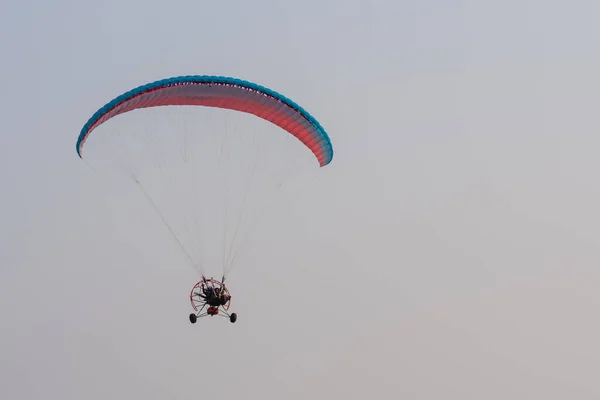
<box><xmin>189</xmin><ymin>276</ymin><xmax>236</xmax><ymax>323</ymax></box>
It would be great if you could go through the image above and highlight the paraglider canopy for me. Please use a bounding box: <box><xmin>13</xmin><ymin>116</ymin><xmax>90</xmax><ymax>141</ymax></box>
<box><xmin>76</xmin><ymin>75</ymin><xmax>333</xmax><ymax>166</ymax></box>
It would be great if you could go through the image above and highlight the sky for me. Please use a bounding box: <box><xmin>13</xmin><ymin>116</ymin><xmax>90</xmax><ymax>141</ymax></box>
<box><xmin>2</xmin><ymin>0</ymin><xmax>600</xmax><ymax>398</ymax></box>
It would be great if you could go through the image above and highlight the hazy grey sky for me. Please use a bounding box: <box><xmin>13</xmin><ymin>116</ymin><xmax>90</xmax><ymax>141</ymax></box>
<box><xmin>2</xmin><ymin>0</ymin><xmax>600</xmax><ymax>398</ymax></box>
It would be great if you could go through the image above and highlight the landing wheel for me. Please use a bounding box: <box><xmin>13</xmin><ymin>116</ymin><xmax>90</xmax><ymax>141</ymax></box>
<box><xmin>189</xmin><ymin>313</ymin><xmax>197</xmax><ymax>324</ymax></box>
<box><xmin>230</xmin><ymin>313</ymin><xmax>237</xmax><ymax>323</ymax></box>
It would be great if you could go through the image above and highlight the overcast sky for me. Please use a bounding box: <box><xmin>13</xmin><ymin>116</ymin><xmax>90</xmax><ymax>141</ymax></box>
<box><xmin>2</xmin><ymin>0</ymin><xmax>600</xmax><ymax>399</ymax></box>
